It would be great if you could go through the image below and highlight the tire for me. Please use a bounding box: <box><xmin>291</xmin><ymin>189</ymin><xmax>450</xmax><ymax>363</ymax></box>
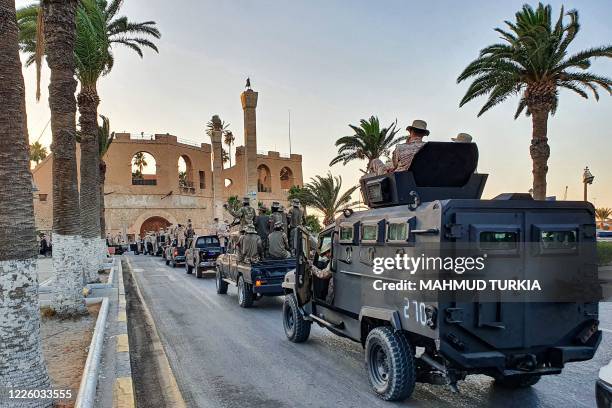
<box><xmin>365</xmin><ymin>327</ymin><xmax>416</xmax><ymax>401</ymax></box>
<box><xmin>237</xmin><ymin>275</ymin><xmax>254</xmax><ymax>308</ymax></box>
<box><xmin>495</xmin><ymin>375</ymin><xmax>541</xmax><ymax>388</ymax></box>
<box><xmin>165</xmin><ymin>259</ymin><xmax>169</xmax><ymax>266</ymax></box>
<box><xmin>216</xmin><ymin>267</ymin><xmax>228</xmax><ymax>294</ymax></box>
<box><xmin>283</xmin><ymin>294</ymin><xmax>311</xmax><ymax>343</ymax></box>
<box><xmin>195</xmin><ymin>266</ymin><xmax>203</xmax><ymax>279</ymax></box>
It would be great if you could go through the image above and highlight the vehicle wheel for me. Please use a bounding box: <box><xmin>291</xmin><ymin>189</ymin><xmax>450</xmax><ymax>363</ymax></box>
<box><xmin>186</xmin><ymin>263</ymin><xmax>193</xmax><ymax>275</ymax></box>
<box><xmin>216</xmin><ymin>267</ymin><xmax>228</xmax><ymax>294</ymax></box>
<box><xmin>365</xmin><ymin>327</ymin><xmax>416</xmax><ymax>401</ymax></box>
<box><xmin>237</xmin><ymin>275</ymin><xmax>254</xmax><ymax>308</ymax></box>
<box><xmin>283</xmin><ymin>294</ymin><xmax>311</xmax><ymax>343</ymax></box>
<box><xmin>165</xmin><ymin>259</ymin><xmax>169</xmax><ymax>266</ymax></box>
<box><xmin>172</xmin><ymin>260</ymin><xmax>176</xmax><ymax>268</ymax></box>
<box><xmin>495</xmin><ymin>375</ymin><xmax>541</xmax><ymax>388</ymax></box>
<box><xmin>195</xmin><ymin>266</ymin><xmax>203</xmax><ymax>279</ymax></box>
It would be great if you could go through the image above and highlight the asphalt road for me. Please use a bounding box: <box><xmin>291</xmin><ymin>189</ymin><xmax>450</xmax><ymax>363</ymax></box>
<box><xmin>127</xmin><ymin>254</ymin><xmax>612</xmax><ymax>408</ymax></box>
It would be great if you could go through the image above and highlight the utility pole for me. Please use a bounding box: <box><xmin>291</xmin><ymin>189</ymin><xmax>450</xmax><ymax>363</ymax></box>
<box><xmin>288</xmin><ymin>109</ymin><xmax>292</xmax><ymax>156</ymax></box>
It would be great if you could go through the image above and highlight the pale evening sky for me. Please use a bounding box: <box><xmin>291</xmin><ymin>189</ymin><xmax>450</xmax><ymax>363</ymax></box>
<box><xmin>17</xmin><ymin>0</ymin><xmax>612</xmax><ymax>207</ymax></box>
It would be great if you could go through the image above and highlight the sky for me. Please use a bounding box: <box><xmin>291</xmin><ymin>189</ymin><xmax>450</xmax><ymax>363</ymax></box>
<box><xmin>17</xmin><ymin>0</ymin><xmax>612</xmax><ymax>207</ymax></box>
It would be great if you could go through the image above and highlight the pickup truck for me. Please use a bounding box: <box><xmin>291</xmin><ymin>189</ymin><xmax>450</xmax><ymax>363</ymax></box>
<box><xmin>164</xmin><ymin>239</ymin><xmax>186</xmax><ymax>268</ymax></box>
<box><xmin>185</xmin><ymin>235</ymin><xmax>223</xmax><ymax>278</ymax></box>
<box><xmin>216</xmin><ymin>251</ymin><xmax>296</xmax><ymax>308</ymax></box>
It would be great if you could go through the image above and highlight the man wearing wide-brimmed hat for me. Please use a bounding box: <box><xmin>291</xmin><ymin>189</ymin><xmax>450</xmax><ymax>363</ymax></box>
<box><xmin>268</xmin><ymin>221</ymin><xmax>290</xmax><ymax>259</ymax></box>
<box><xmin>237</xmin><ymin>223</ymin><xmax>262</xmax><ymax>264</ymax></box>
<box><xmin>452</xmin><ymin>132</ymin><xmax>472</xmax><ymax>143</ymax></box>
<box><xmin>390</xmin><ymin>119</ymin><xmax>430</xmax><ymax>172</ymax></box>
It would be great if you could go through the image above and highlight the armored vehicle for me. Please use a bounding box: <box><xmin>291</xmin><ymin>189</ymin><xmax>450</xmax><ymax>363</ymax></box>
<box><xmin>282</xmin><ymin>142</ymin><xmax>601</xmax><ymax>401</ymax></box>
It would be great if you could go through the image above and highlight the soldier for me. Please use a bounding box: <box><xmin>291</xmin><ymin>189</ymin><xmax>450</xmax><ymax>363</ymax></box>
<box><xmin>224</xmin><ymin>197</ymin><xmax>256</xmax><ymax>229</ymax></box>
<box><xmin>269</xmin><ymin>202</ymin><xmax>284</xmax><ymax>232</ymax></box>
<box><xmin>390</xmin><ymin>119</ymin><xmax>429</xmax><ymax>172</ymax></box>
<box><xmin>288</xmin><ymin>199</ymin><xmax>305</xmax><ymax>253</ymax></box>
<box><xmin>255</xmin><ymin>207</ymin><xmax>270</xmax><ymax>256</ymax></box>
<box><xmin>185</xmin><ymin>219</ymin><xmax>195</xmax><ymax>247</ymax></box>
<box><xmin>309</xmin><ymin>240</ymin><xmax>334</xmax><ymax>304</ymax></box>
<box><xmin>237</xmin><ymin>224</ymin><xmax>262</xmax><ymax>264</ymax></box>
<box><xmin>452</xmin><ymin>132</ymin><xmax>472</xmax><ymax>143</ymax></box>
<box><xmin>176</xmin><ymin>223</ymin><xmax>186</xmax><ymax>248</ymax></box>
<box><xmin>268</xmin><ymin>221</ymin><xmax>291</xmax><ymax>259</ymax></box>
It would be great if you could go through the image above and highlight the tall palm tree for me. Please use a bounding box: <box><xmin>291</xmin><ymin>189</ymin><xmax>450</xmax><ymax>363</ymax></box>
<box><xmin>18</xmin><ymin>0</ymin><xmax>161</xmax><ymax>280</ymax></box>
<box><xmin>596</xmin><ymin>207</ymin><xmax>612</xmax><ymax>228</ymax></box>
<box><xmin>0</xmin><ymin>0</ymin><xmax>52</xmax><ymax>399</ymax></box>
<box><xmin>300</xmin><ymin>173</ymin><xmax>359</xmax><ymax>226</ymax></box>
<box><xmin>458</xmin><ymin>3</ymin><xmax>612</xmax><ymax>200</ymax></box>
<box><xmin>330</xmin><ymin>116</ymin><xmax>401</xmax><ymax>171</ymax></box>
<box><xmin>133</xmin><ymin>151</ymin><xmax>147</xmax><ymax>174</ymax></box>
<box><xmin>98</xmin><ymin>114</ymin><xmax>113</xmax><ymax>240</ymax></box>
<box><xmin>44</xmin><ymin>0</ymin><xmax>88</xmax><ymax>316</ymax></box>
<box><xmin>30</xmin><ymin>140</ymin><xmax>48</xmax><ymax>164</ymax></box>
<box><xmin>224</xmin><ymin>130</ymin><xmax>235</xmax><ymax>167</ymax></box>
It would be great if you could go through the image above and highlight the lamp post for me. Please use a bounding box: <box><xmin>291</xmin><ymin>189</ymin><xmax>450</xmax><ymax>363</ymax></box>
<box><xmin>583</xmin><ymin>166</ymin><xmax>594</xmax><ymax>201</ymax></box>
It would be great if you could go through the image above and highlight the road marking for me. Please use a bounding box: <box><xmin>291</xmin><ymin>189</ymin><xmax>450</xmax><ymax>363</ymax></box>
<box><xmin>113</xmin><ymin>377</ymin><xmax>135</xmax><ymax>408</ymax></box>
<box><xmin>116</xmin><ymin>334</ymin><xmax>130</xmax><ymax>353</ymax></box>
<box><xmin>118</xmin><ymin>310</ymin><xmax>127</xmax><ymax>322</ymax></box>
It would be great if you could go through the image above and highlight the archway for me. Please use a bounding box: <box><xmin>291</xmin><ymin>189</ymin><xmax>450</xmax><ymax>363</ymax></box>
<box><xmin>280</xmin><ymin>166</ymin><xmax>294</xmax><ymax>190</ymax></box>
<box><xmin>257</xmin><ymin>164</ymin><xmax>271</xmax><ymax>192</ymax></box>
<box><xmin>178</xmin><ymin>154</ymin><xmax>194</xmax><ymax>190</ymax></box>
<box><xmin>139</xmin><ymin>216</ymin><xmax>171</xmax><ymax>238</ymax></box>
<box><xmin>132</xmin><ymin>151</ymin><xmax>157</xmax><ymax>185</ymax></box>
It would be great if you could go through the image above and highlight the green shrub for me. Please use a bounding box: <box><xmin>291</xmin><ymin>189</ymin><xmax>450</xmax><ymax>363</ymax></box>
<box><xmin>597</xmin><ymin>242</ymin><xmax>612</xmax><ymax>266</ymax></box>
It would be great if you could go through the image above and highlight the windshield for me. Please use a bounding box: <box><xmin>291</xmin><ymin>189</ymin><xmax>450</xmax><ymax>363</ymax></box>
<box><xmin>196</xmin><ymin>236</ymin><xmax>220</xmax><ymax>248</ymax></box>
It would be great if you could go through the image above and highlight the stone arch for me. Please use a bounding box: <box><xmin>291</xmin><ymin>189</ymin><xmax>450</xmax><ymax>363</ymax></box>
<box><xmin>139</xmin><ymin>216</ymin><xmax>171</xmax><ymax>238</ymax></box>
<box><xmin>224</xmin><ymin>178</ymin><xmax>233</xmax><ymax>187</ymax></box>
<box><xmin>257</xmin><ymin>164</ymin><xmax>271</xmax><ymax>192</ymax></box>
<box><xmin>280</xmin><ymin>166</ymin><xmax>294</xmax><ymax>190</ymax></box>
<box><xmin>131</xmin><ymin>151</ymin><xmax>157</xmax><ymax>185</ymax></box>
<box><xmin>132</xmin><ymin>209</ymin><xmax>178</xmax><ymax>238</ymax></box>
<box><xmin>178</xmin><ymin>153</ymin><xmax>194</xmax><ymax>190</ymax></box>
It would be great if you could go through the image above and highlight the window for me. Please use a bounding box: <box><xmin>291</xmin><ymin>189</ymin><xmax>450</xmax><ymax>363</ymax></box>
<box><xmin>340</xmin><ymin>226</ymin><xmax>353</xmax><ymax>242</ymax></box>
<box><xmin>257</xmin><ymin>164</ymin><xmax>271</xmax><ymax>192</ymax></box>
<box><xmin>362</xmin><ymin>224</ymin><xmax>378</xmax><ymax>242</ymax></box>
<box><xmin>479</xmin><ymin>231</ymin><xmax>518</xmax><ymax>251</ymax></box>
<box><xmin>131</xmin><ymin>151</ymin><xmax>157</xmax><ymax>185</ymax></box>
<box><xmin>387</xmin><ymin>222</ymin><xmax>408</xmax><ymax>242</ymax></box>
<box><xmin>196</xmin><ymin>236</ymin><xmax>220</xmax><ymax>248</ymax></box>
<box><xmin>280</xmin><ymin>167</ymin><xmax>294</xmax><ymax>190</ymax></box>
<box><xmin>199</xmin><ymin>171</ymin><xmax>205</xmax><ymax>189</ymax></box>
<box><xmin>540</xmin><ymin>230</ymin><xmax>577</xmax><ymax>251</ymax></box>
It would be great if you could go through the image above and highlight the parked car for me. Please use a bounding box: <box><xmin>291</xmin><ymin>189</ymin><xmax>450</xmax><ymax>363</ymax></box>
<box><xmin>164</xmin><ymin>239</ymin><xmax>186</xmax><ymax>268</ymax></box>
<box><xmin>282</xmin><ymin>142</ymin><xmax>601</xmax><ymax>401</ymax></box>
<box><xmin>185</xmin><ymin>235</ymin><xmax>224</xmax><ymax>278</ymax></box>
<box><xmin>597</xmin><ymin>229</ymin><xmax>612</xmax><ymax>242</ymax></box>
<box><xmin>216</xmin><ymin>246</ymin><xmax>295</xmax><ymax>308</ymax></box>
<box><xmin>597</xmin><ymin>360</ymin><xmax>612</xmax><ymax>408</ymax></box>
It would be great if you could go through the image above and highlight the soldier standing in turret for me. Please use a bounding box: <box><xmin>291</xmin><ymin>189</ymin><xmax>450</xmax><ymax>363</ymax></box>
<box><xmin>288</xmin><ymin>199</ymin><xmax>305</xmax><ymax>253</ymax></box>
<box><xmin>224</xmin><ymin>197</ymin><xmax>256</xmax><ymax>229</ymax></box>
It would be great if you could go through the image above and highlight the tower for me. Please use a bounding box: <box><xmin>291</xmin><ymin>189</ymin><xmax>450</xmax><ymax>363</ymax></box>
<box><xmin>241</xmin><ymin>87</ymin><xmax>258</xmax><ymax>201</ymax></box>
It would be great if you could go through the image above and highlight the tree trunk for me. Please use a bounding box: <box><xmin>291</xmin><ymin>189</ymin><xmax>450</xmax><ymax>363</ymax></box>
<box><xmin>0</xmin><ymin>0</ymin><xmax>52</xmax><ymax>403</ymax></box>
<box><xmin>78</xmin><ymin>85</ymin><xmax>101</xmax><ymax>282</ymax></box>
<box><xmin>44</xmin><ymin>0</ymin><xmax>87</xmax><ymax>317</ymax></box>
<box><xmin>529</xmin><ymin>108</ymin><xmax>551</xmax><ymax>200</ymax></box>
<box><xmin>100</xmin><ymin>160</ymin><xmax>106</xmax><ymax>239</ymax></box>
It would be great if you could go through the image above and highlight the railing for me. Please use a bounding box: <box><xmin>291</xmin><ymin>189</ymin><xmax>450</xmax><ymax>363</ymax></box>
<box><xmin>132</xmin><ymin>178</ymin><xmax>157</xmax><ymax>186</ymax></box>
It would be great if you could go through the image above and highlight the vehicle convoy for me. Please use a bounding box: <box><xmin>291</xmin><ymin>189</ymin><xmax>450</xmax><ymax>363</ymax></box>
<box><xmin>216</xmin><ymin>243</ymin><xmax>295</xmax><ymax>308</ymax></box>
<box><xmin>185</xmin><ymin>235</ymin><xmax>223</xmax><ymax>278</ymax></box>
<box><xmin>165</xmin><ymin>239</ymin><xmax>186</xmax><ymax>268</ymax></box>
<box><xmin>282</xmin><ymin>142</ymin><xmax>602</xmax><ymax>401</ymax></box>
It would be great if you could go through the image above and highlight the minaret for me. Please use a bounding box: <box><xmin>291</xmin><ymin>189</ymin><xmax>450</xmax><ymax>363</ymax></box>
<box><xmin>241</xmin><ymin>85</ymin><xmax>258</xmax><ymax>201</ymax></box>
<box><xmin>210</xmin><ymin>115</ymin><xmax>225</xmax><ymax>220</ymax></box>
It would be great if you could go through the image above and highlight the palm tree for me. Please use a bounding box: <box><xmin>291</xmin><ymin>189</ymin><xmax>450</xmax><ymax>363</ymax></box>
<box><xmin>30</xmin><ymin>140</ymin><xmax>48</xmax><ymax>164</ymax></box>
<box><xmin>98</xmin><ymin>114</ymin><xmax>113</xmax><ymax>243</ymax></box>
<box><xmin>330</xmin><ymin>116</ymin><xmax>402</xmax><ymax>171</ymax></box>
<box><xmin>596</xmin><ymin>207</ymin><xmax>612</xmax><ymax>229</ymax></box>
<box><xmin>458</xmin><ymin>3</ymin><xmax>612</xmax><ymax>200</ymax></box>
<box><xmin>132</xmin><ymin>151</ymin><xmax>147</xmax><ymax>175</ymax></box>
<box><xmin>18</xmin><ymin>0</ymin><xmax>161</xmax><ymax>281</ymax></box>
<box><xmin>44</xmin><ymin>0</ymin><xmax>88</xmax><ymax>316</ymax></box>
<box><xmin>300</xmin><ymin>173</ymin><xmax>359</xmax><ymax>226</ymax></box>
<box><xmin>0</xmin><ymin>0</ymin><xmax>52</xmax><ymax>399</ymax></box>
<box><xmin>222</xmin><ymin>148</ymin><xmax>230</xmax><ymax>165</ymax></box>
<box><xmin>224</xmin><ymin>130</ymin><xmax>235</xmax><ymax>167</ymax></box>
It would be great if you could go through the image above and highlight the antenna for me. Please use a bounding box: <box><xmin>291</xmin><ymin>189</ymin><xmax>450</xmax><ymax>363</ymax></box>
<box><xmin>288</xmin><ymin>109</ymin><xmax>292</xmax><ymax>156</ymax></box>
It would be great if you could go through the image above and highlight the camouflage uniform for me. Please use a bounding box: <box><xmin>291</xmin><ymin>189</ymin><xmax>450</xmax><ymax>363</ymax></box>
<box><xmin>237</xmin><ymin>225</ymin><xmax>262</xmax><ymax>264</ymax></box>
<box><xmin>226</xmin><ymin>203</ymin><xmax>256</xmax><ymax>229</ymax></box>
<box><xmin>391</xmin><ymin>141</ymin><xmax>425</xmax><ymax>172</ymax></box>
<box><xmin>288</xmin><ymin>200</ymin><xmax>305</xmax><ymax>253</ymax></box>
<box><xmin>268</xmin><ymin>223</ymin><xmax>290</xmax><ymax>259</ymax></box>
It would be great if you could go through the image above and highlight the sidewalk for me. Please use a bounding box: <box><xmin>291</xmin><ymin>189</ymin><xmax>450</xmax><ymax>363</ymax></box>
<box><xmin>37</xmin><ymin>256</ymin><xmax>134</xmax><ymax>408</ymax></box>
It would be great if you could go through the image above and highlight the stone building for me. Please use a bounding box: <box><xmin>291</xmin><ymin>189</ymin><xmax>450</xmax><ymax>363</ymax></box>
<box><xmin>32</xmin><ymin>88</ymin><xmax>303</xmax><ymax>240</ymax></box>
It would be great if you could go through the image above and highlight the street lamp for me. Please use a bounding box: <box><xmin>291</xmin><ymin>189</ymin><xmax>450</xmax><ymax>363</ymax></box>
<box><xmin>583</xmin><ymin>166</ymin><xmax>594</xmax><ymax>201</ymax></box>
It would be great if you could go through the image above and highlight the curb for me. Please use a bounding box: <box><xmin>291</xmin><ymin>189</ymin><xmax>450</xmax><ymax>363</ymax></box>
<box><xmin>87</xmin><ymin>258</ymin><xmax>116</xmax><ymax>290</ymax></box>
<box><xmin>113</xmin><ymin>258</ymin><xmax>135</xmax><ymax>408</ymax></box>
<box><xmin>124</xmin><ymin>256</ymin><xmax>186</xmax><ymax>408</ymax></box>
<box><xmin>75</xmin><ymin>296</ymin><xmax>110</xmax><ymax>408</ymax></box>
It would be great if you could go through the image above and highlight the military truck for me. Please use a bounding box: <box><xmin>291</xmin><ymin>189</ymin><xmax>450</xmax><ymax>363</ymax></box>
<box><xmin>282</xmin><ymin>142</ymin><xmax>601</xmax><ymax>401</ymax></box>
<box><xmin>185</xmin><ymin>234</ymin><xmax>223</xmax><ymax>278</ymax></box>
